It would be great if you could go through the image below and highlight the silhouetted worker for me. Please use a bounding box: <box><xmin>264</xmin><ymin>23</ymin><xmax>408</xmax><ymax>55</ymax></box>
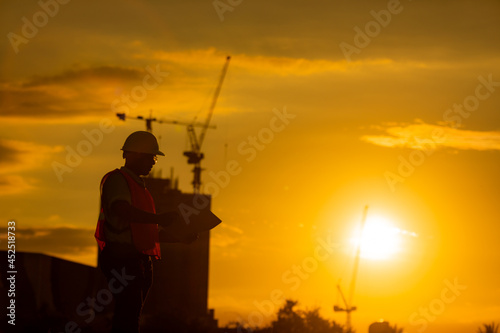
<box><xmin>94</xmin><ymin>131</ymin><xmax>194</xmax><ymax>333</ymax></box>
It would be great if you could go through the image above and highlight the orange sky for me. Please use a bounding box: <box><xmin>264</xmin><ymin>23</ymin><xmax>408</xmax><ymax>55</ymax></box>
<box><xmin>1</xmin><ymin>1</ymin><xmax>500</xmax><ymax>332</ymax></box>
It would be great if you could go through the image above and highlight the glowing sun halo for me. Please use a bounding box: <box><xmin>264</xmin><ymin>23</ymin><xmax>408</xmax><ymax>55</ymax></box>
<box><xmin>351</xmin><ymin>216</ymin><xmax>402</xmax><ymax>260</ymax></box>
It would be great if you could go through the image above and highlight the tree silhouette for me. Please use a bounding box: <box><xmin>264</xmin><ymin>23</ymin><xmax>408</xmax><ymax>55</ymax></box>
<box><xmin>331</xmin><ymin>321</ymin><xmax>346</xmax><ymax>333</ymax></box>
<box><xmin>272</xmin><ymin>300</ymin><xmax>306</xmax><ymax>333</ymax></box>
<box><xmin>224</xmin><ymin>299</ymin><xmax>413</xmax><ymax>333</ymax></box>
<box><xmin>303</xmin><ymin>308</ymin><xmax>344</xmax><ymax>333</ymax></box>
<box><xmin>389</xmin><ymin>324</ymin><xmax>403</xmax><ymax>333</ymax></box>
<box><xmin>271</xmin><ymin>300</ymin><xmax>346</xmax><ymax>333</ymax></box>
<box><xmin>478</xmin><ymin>322</ymin><xmax>499</xmax><ymax>333</ymax></box>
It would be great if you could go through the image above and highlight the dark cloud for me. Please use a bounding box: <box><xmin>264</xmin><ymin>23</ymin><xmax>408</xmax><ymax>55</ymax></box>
<box><xmin>0</xmin><ymin>141</ymin><xmax>20</xmax><ymax>166</ymax></box>
<box><xmin>0</xmin><ymin>138</ymin><xmax>60</xmax><ymax>195</ymax></box>
<box><xmin>0</xmin><ymin>88</ymin><xmax>70</xmax><ymax>118</ymax></box>
<box><xmin>22</xmin><ymin>66</ymin><xmax>143</xmax><ymax>87</ymax></box>
<box><xmin>0</xmin><ymin>65</ymin><xmax>142</xmax><ymax>119</ymax></box>
<box><xmin>0</xmin><ymin>226</ymin><xmax>96</xmax><ymax>255</ymax></box>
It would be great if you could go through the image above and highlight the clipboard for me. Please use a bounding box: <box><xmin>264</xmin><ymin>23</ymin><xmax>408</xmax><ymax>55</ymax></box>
<box><xmin>161</xmin><ymin>205</ymin><xmax>221</xmax><ymax>240</ymax></box>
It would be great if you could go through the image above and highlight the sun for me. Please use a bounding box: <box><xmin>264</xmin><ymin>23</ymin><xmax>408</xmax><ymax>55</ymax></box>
<box><xmin>350</xmin><ymin>215</ymin><xmax>402</xmax><ymax>260</ymax></box>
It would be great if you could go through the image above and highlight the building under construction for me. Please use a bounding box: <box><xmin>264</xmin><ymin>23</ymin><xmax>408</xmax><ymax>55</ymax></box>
<box><xmin>141</xmin><ymin>176</ymin><xmax>218</xmax><ymax>332</ymax></box>
<box><xmin>0</xmin><ymin>176</ymin><xmax>219</xmax><ymax>333</ymax></box>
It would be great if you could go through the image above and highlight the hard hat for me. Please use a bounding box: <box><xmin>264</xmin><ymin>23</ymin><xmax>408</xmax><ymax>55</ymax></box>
<box><xmin>121</xmin><ymin>131</ymin><xmax>165</xmax><ymax>156</ymax></box>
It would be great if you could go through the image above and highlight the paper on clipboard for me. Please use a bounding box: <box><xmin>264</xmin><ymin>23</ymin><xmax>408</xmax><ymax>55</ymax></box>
<box><xmin>163</xmin><ymin>206</ymin><xmax>221</xmax><ymax>240</ymax></box>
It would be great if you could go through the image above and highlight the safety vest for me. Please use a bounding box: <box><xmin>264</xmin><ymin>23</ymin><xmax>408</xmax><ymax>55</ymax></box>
<box><xmin>94</xmin><ymin>169</ymin><xmax>161</xmax><ymax>259</ymax></box>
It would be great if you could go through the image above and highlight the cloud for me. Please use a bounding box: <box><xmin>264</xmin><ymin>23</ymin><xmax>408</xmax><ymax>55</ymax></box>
<box><xmin>0</xmin><ymin>47</ymin><xmax>446</xmax><ymax>123</ymax></box>
<box><xmin>0</xmin><ymin>141</ymin><xmax>19</xmax><ymax>165</ymax></box>
<box><xmin>0</xmin><ymin>175</ymin><xmax>34</xmax><ymax>195</ymax></box>
<box><xmin>211</xmin><ymin>223</ymin><xmax>245</xmax><ymax>258</ymax></box>
<box><xmin>1</xmin><ymin>43</ymin><xmax>476</xmax><ymax>127</ymax></box>
<box><xmin>22</xmin><ymin>66</ymin><xmax>143</xmax><ymax>87</ymax></box>
<box><xmin>0</xmin><ymin>139</ymin><xmax>62</xmax><ymax>195</ymax></box>
<box><xmin>361</xmin><ymin>121</ymin><xmax>500</xmax><ymax>151</ymax></box>
<box><xmin>0</xmin><ymin>66</ymin><xmax>146</xmax><ymax>121</ymax></box>
<box><xmin>0</xmin><ymin>226</ymin><xmax>96</xmax><ymax>255</ymax></box>
<box><xmin>140</xmin><ymin>47</ymin><xmax>429</xmax><ymax>76</ymax></box>
<box><xmin>0</xmin><ymin>138</ymin><xmax>62</xmax><ymax>172</ymax></box>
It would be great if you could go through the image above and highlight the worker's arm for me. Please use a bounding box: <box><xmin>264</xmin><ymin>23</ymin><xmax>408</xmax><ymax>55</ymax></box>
<box><xmin>111</xmin><ymin>200</ymin><xmax>179</xmax><ymax>227</ymax></box>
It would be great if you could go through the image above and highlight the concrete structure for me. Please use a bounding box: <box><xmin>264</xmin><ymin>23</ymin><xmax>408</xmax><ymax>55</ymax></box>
<box><xmin>0</xmin><ymin>251</ymin><xmax>110</xmax><ymax>332</ymax></box>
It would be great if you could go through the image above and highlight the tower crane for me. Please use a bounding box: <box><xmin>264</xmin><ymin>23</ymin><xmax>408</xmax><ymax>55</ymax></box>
<box><xmin>183</xmin><ymin>55</ymin><xmax>230</xmax><ymax>193</ymax></box>
<box><xmin>116</xmin><ymin>110</ymin><xmax>214</xmax><ymax>133</ymax></box>
<box><xmin>116</xmin><ymin>55</ymin><xmax>231</xmax><ymax>193</ymax></box>
<box><xmin>334</xmin><ymin>205</ymin><xmax>369</xmax><ymax>332</ymax></box>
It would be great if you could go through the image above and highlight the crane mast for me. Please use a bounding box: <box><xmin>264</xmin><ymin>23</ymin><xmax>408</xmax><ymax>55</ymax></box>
<box><xmin>334</xmin><ymin>205</ymin><xmax>369</xmax><ymax>332</ymax></box>
<box><xmin>184</xmin><ymin>55</ymin><xmax>231</xmax><ymax>193</ymax></box>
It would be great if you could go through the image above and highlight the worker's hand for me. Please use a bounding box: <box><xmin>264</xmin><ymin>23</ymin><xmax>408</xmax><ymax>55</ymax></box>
<box><xmin>156</xmin><ymin>211</ymin><xmax>181</xmax><ymax>227</ymax></box>
<box><xmin>182</xmin><ymin>232</ymin><xmax>199</xmax><ymax>244</ymax></box>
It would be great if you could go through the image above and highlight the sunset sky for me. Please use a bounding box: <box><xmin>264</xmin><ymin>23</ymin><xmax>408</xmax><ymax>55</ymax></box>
<box><xmin>1</xmin><ymin>0</ymin><xmax>500</xmax><ymax>332</ymax></box>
